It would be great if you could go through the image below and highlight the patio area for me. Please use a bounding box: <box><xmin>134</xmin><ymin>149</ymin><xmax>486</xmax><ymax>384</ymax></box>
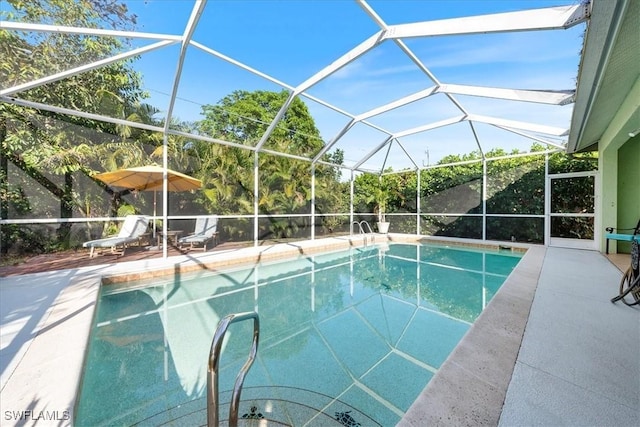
<box><xmin>0</xmin><ymin>236</ymin><xmax>637</xmax><ymax>426</ymax></box>
<box><xmin>498</xmin><ymin>246</ymin><xmax>638</xmax><ymax>426</ymax></box>
<box><xmin>0</xmin><ymin>240</ymin><xmax>253</xmax><ymax>278</ymax></box>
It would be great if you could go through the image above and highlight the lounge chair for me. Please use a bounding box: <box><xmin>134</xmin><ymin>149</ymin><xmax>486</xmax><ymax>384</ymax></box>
<box><xmin>178</xmin><ymin>215</ymin><xmax>219</xmax><ymax>251</ymax></box>
<box><xmin>611</xmin><ymin>237</ymin><xmax>640</xmax><ymax>306</ymax></box>
<box><xmin>83</xmin><ymin>215</ymin><xmax>149</xmax><ymax>258</ymax></box>
<box><xmin>604</xmin><ymin>219</ymin><xmax>640</xmax><ymax>254</ymax></box>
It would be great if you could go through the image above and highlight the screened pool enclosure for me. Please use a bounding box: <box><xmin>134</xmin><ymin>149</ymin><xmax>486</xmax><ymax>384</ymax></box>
<box><xmin>1</xmin><ymin>0</ymin><xmax>601</xmax><ymax>257</ymax></box>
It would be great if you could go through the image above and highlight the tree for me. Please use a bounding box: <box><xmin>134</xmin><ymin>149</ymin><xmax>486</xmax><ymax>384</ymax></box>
<box><xmin>195</xmin><ymin>90</ymin><xmax>345</xmax><ymax>240</ymax></box>
<box><xmin>200</xmin><ymin>90</ymin><xmax>324</xmax><ymax>156</ymax></box>
<box><xmin>1</xmin><ymin>0</ymin><xmax>146</xmax><ymax>252</ymax></box>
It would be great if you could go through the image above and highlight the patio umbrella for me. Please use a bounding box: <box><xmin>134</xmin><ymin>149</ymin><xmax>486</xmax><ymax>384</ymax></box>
<box><xmin>94</xmin><ymin>165</ymin><xmax>202</xmax><ymax>237</ymax></box>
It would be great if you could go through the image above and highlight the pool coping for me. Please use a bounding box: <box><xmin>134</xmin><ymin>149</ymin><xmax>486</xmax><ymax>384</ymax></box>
<box><xmin>399</xmin><ymin>243</ymin><xmax>545</xmax><ymax>426</ymax></box>
<box><xmin>0</xmin><ymin>234</ymin><xmax>537</xmax><ymax>425</ymax></box>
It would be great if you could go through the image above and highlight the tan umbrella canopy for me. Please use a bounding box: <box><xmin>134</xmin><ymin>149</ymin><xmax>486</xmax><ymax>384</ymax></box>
<box><xmin>94</xmin><ymin>165</ymin><xmax>202</xmax><ymax>237</ymax></box>
<box><xmin>93</xmin><ymin>165</ymin><xmax>202</xmax><ymax>192</ymax></box>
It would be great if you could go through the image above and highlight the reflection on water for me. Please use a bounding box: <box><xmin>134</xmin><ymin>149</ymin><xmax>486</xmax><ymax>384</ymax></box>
<box><xmin>76</xmin><ymin>243</ymin><xmax>522</xmax><ymax>426</ymax></box>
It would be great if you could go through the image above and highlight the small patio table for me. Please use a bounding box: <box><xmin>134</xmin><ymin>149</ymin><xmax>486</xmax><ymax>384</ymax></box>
<box><xmin>157</xmin><ymin>230</ymin><xmax>183</xmax><ymax>248</ymax></box>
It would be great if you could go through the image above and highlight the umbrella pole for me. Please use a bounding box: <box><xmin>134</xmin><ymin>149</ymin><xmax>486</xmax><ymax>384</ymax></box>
<box><xmin>153</xmin><ymin>190</ymin><xmax>157</xmax><ymax>238</ymax></box>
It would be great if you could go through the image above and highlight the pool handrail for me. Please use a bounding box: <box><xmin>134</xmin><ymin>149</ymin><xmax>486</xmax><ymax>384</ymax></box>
<box><xmin>351</xmin><ymin>220</ymin><xmax>373</xmax><ymax>234</ymax></box>
<box><xmin>352</xmin><ymin>220</ymin><xmax>375</xmax><ymax>246</ymax></box>
<box><xmin>360</xmin><ymin>220</ymin><xmax>373</xmax><ymax>234</ymax></box>
<box><xmin>207</xmin><ymin>311</ymin><xmax>260</xmax><ymax>427</ymax></box>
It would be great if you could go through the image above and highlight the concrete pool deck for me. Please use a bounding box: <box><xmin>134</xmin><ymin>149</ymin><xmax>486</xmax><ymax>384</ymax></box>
<box><xmin>400</xmin><ymin>245</ymin><xmax>639</xmax><ymax>426</ymax></box>
<box><xmin>1</xmin><ymin>236</ymin><xmax>638</xmax><ymax>426</ymax></box>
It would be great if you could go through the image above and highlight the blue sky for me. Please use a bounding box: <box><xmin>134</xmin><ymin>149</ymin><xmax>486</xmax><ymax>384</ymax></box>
<box><xmin>119</xmin><ymin>0</ymin><xmax>585</xmax><ymax>171</ymax></box>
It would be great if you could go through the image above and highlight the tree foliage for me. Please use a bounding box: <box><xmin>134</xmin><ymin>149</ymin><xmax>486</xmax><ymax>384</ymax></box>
<box><xmin>199</xmin><ymin>90</ymin><xmax>324</xmax><ymax>155</ymax></box>
<box><xmin>417</xmin><ymin>148</ymin><xmax>595</xmax><ymax>242</ymax></box>
<box><xmin>194</xmin><ymin>90</ymin><xmax>344</xmax><ymax>239</ymax></box>
<box><xmin>1</xmin><ymin>0</ymin><xmax>148</xmax><ymax>251</ymax></box>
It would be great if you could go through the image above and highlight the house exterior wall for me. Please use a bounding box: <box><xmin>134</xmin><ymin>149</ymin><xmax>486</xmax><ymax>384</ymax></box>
<box><xmin>617</xmin><ymin>136</ymin><xmax>640</xmax><ymax>253</ymax></box>
<box><xmin>598</xmin><ymin>76</ymin><xmax>640</xmax><ymax>253</ymax></box>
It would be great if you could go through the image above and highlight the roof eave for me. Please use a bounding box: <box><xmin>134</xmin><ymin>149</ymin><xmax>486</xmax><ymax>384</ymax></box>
<box><xmin>567</xmin><ymin>0</ymin><xmax>630</xmax><ymax>153</ymax></box>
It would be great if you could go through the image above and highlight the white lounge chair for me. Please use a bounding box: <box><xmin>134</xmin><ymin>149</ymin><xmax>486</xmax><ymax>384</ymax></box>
<box><xmin>178</xmin><ymin>216</ymin><xmax>219</xmax><ymax>251</ymax></box>
<box><xmin>83</xmin><ymin>215</ymin><xmax>149</xmax><ymax>258</ymax></box>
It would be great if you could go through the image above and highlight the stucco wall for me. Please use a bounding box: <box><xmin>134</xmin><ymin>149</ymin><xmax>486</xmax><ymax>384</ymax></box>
<box><xmin>616</xmin><ymin>136</ymin><xmax>640</xmax><ymax>253</ymax></box>
<box><xmin>597</xmin><ymin>76</ymin><xmax>640</xmax><ymax>253</ymax></box>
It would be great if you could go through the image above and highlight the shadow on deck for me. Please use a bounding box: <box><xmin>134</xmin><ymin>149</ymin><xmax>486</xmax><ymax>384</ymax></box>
<box><xmin>0</xmin><ymin>240</ymin><xmax>255</xmax><ymax>277</ymax></box>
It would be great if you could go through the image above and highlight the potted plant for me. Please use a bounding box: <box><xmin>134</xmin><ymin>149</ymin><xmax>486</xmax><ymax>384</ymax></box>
<box><xmin>375</xmin><ymin>183</ymin><xmax>390</xmax><ymax>234</ymax></box>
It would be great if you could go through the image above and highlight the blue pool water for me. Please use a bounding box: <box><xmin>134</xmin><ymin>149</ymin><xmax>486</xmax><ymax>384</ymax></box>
<box><xmin>75</xmin><ymin>243</ymin><xmax>522</xmax><ymax>426</ymax></box>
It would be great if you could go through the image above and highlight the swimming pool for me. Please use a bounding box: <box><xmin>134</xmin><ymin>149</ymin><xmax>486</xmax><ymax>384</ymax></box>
<box><xmin>75</xmin><ymin>242</ymin><xmax>522</xmax><ymax>426</ymax></box>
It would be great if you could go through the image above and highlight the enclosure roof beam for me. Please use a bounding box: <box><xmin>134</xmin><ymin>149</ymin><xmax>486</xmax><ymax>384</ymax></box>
<box><xmin>359</xmin><ymin>0</ymin><xmax>472</xmax><ymax>132</ymax></box>
<box><xmin>352</xmin><ymin>136</ymin><xmax>393</xmax><ymax>170</ymax></box>
<box><xmin>379</xmin><ymin>139</ymin><xmax>394</xmax><ymax>173</ymax></box>
<box><xmin>395</xmin><ymin>116</ymin><xmax>466</xmax><ymax>138</ymax></box>
<box><xmin>161</xmin><ymin>0</ymin><xmax>207</xmax><ymax>258</ymax></box>
<box><xmin>0</xmin><ymin>20</ymin><xmax>182</xmax><ymax>41</ymax></box>
<box><xmin>191</xmin><ymin>42</ymin><xmax>396</xmax><ymax>149</ymax></box>
<box><xmin>357</xmin><ymin>1</ymin><xmax>440</xmax><ymax>84</ymax></box>
<box><xmin>354</xmin><ymin>86</ymin><xmax>438</xmax><ymax>121</ymax></box>
<box><xmin>0</xmin><ymin>94</ymin><xmax>339</xmax><ymax>167</ymax></box>
<box><xmin>317</xmin><ymin>84</ymin><xmax>438</xmax><ymax>167</ymax></box>
<box><xmin>1</xmin><ymin>95</ymin><xmax>164</xmax><ymax>133</ymax></box>
<box><xmin>467</xmin><ymin>114</ymin><xmax>568</xmax><ymax>136</ymax></box>
<box><xmin>492</xmin><ymin>125</ymin><xmax>567</xmax><ymax>150</ymax></box>
<box><xmin>382</xmin><ymin>3</ymin><xmax>590</xmax><ymax>40</ymax></box>
<box><xmin>254</xmin><ymin>90</ymin><xmax>296</xmax><ymax>150</ymax></box>
<box><xmin>293</xmin><ymin>31</ymin><xmax>384</xmax><ymax>95</ymax></box>
<box><xmin>256</xmin><ymin>30</ymin><xmax>386</xmax><ymax>151</ymax></box>
<box><xmin>394</xmin><ymin>139</ymin><xmax>421</xmax><ymax>170</ymax></box>
<box><xmin>358</xmin><ymin>0</ymin><xmax>472</xmax><ymax>169</ymax></box>
<box><xmin>312</xmin><ymin>119</ymin><xmax>357</xmax><ymax>163</ymax></box>
<box><xmin>356</xmin><ymin>0</ymin><xmax>581</xmax><ymax>170</ymax></box>
<box><xmin>437</xmin><ymin>84</ymin><xmax>575</xmax><ymax>105</ymax></box>
<box><xmin>163</xmin><ymin>0</ymin><xmax>206</xmax><ymax>131</ymax></box>
<box><xmin>0</xmin><ymin>40</ymin><xmax>177</xmax><ymax>96</ymax></box>
<box><xmin>191</xmin><ymin>41</ymin><xmax>293</xmax><ymax>90</ymax></box>
<box><xmin>467</xmin><ymin>121</ymin><xmax>485</xmax><ymax>159</ymax></box>
<box><xmin>299</xmin><ymin>93</ymin><xmax>392</xmax><ymax>136</ymax></box>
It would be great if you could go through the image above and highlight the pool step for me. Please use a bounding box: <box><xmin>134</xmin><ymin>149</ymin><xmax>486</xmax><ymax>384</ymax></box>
<box><xmin>144</xmin><ymin>386</ymin><xmax>377</xmax><ymax>426</ymax></box>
